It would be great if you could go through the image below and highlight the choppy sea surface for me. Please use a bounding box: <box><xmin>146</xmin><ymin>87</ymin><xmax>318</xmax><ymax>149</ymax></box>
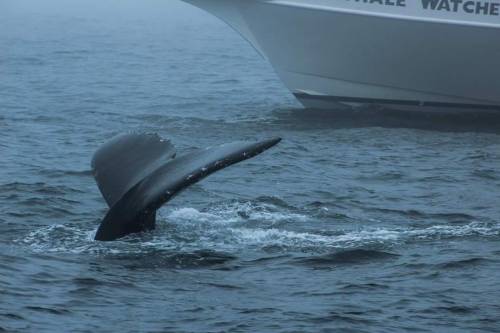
<box><xmin>2</xmin><ymin>1</ymin><xmax>500</xmax><ymax>332</ymax></box>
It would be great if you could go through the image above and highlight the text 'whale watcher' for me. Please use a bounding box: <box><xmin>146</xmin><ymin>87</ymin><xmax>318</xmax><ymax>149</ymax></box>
<box><xmin>92</xmin><ymin>133</ymin><xmax>281</xmax><ymax>241</ymax></box>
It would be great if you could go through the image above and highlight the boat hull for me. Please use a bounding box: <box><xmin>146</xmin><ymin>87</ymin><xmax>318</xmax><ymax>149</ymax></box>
<box><xmin>183</xmin><ymin>0</ymin><xmax>500</xmax><ymax>111</ymax></box>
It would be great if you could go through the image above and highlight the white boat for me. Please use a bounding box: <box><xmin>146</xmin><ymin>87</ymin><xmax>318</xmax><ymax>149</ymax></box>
<box><xmin>182</xmin><ymin>0</ymin><xmax>500</xmax><ymax>112</ymax></box>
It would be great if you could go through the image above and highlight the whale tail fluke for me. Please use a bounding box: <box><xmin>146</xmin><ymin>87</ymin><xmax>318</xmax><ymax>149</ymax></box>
<box><xmin>92</xmin><ymin>133</ymin><xmax>281</xmax><ymax>241</ymax></box>
<box><xmin>92</xmin><ymin>133</ymin><xmax>177</xmax><ymax>208</ymax></box>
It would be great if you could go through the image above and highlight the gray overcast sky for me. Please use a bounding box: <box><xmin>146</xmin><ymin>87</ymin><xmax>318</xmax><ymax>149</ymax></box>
<box><xmin>2</xmin><ymin>0</ymin><xmax>209</xmax><ymax>21</ymax></box>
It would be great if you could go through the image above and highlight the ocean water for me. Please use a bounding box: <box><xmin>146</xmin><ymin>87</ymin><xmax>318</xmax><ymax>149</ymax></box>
<box><xmin>1</xmin><ymin>0</ymin><xmax>500</xmax><ymax>332</ymax></box>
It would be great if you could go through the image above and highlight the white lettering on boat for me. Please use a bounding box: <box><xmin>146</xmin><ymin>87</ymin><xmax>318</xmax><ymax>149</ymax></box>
<box><xmin>345</xmin><ymin>0</ymin><xmax>500</xmax><ymax>16</ymax></box>
<box><xmin>346</xmin><ymin>0</ymin><xmax>407</xmax><ymax>6</ymax></box>
<box><xmin>421</xmin><ymin>0</ymin><xmax>500</xmax><ymax>16</ymax></box>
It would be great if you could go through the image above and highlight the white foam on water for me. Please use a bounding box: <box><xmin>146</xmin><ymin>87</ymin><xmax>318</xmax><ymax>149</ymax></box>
<box><xmin>165</xmin><ymin>201</ymin><xmax>308</xmax><ymax>226</ymax></box>
<box><xmin>167</xmin><ymin>207</ymin><xmax>227</xmax><ymax>224</ymax></box>
<box><xmin>18</xmin><ymin>224</ymin><xmax>98</xmax><ymax>254</ymax></box>
<box><xmin>224</xmin><ymin>222</ymin><xmax>500</xmax><ymax>249</ymax></box>
<box><xmin>15</xmin><ymin>202</ymin><xmax>500</xmax><ymax>254</ymax></box>
<box><xmin>407</xmin><ymin>222</ymin><xmax>499</xmax><ymax>239</ymax></box>
<box><xmin>224</xmin><ymin>227</ymin><xmax>401</xmax><ymax>249</ymax></box>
